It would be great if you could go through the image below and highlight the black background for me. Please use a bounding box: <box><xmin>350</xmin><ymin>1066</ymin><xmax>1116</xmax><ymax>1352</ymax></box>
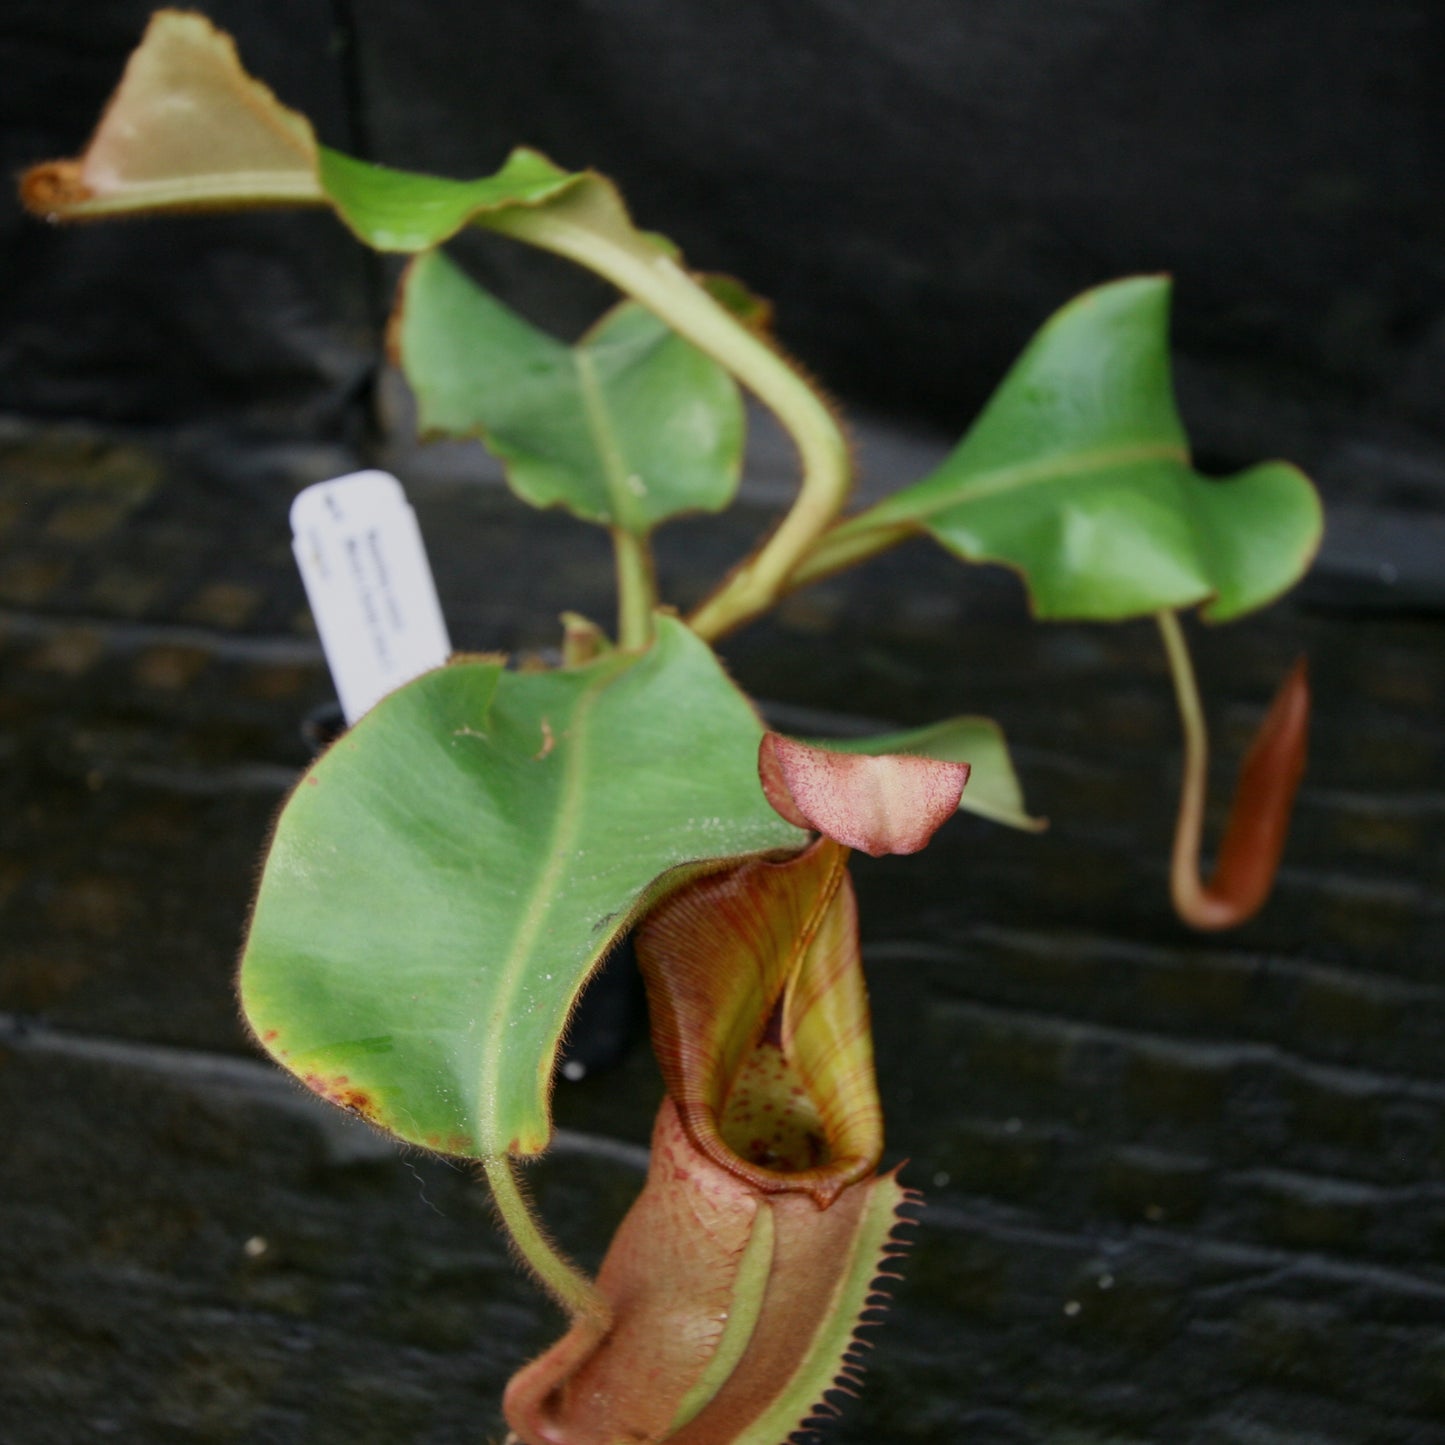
<box><xmin>3</xmin><ymin>7</ymin><xmax>1444</xmax><ymax>1444</ymax></box>
<box><xmin>3</xmin><ymin>0</ymin><xmax>1443</xmax><ymax>504</ymax></box>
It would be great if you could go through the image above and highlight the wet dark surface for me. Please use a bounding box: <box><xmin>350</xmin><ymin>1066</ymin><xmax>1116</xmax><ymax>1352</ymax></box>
<box><xmin>2</xmin><ymin>422</ymin><xmax>1443</xmax><ymax>1444</ymax></box>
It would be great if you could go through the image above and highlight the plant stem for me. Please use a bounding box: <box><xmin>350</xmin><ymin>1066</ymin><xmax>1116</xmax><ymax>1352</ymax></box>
<box><xmin>612</xmin><ymin>526</ymin><xmax>657</xmax><ymax>649</ymax></box>
<box><xmin>482</xmin><ymin>1155</ymin><xmax>612</xmax><ymax>1329</ymax></box>
<box><xmin>572</xmin><ymin>345</ymin><xmax>657</xmax><ymax>648</ymax></box>
<box><xmin>785</xmin><ymin>517</ymin><xmax>917</xmax><ymax>591</ymax></box>
<box><xmin>1156</xmin><ymin>608</ymin><xmax>1216</xmax><ymax>926</ymax></box>
<box><xmin>487</xmin><ymin>203</ymin><xmax>852</xmax><ymax>640</ymax></box>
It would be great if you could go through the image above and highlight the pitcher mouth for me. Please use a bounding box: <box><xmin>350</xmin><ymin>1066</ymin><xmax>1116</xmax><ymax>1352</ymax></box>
<box><xmin>636</xmin><ymin>836</ymin><xmax>883</xmax><ymax>1209</ymax></box>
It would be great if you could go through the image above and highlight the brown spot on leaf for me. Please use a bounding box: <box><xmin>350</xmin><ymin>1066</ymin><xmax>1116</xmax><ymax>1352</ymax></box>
<box><xmin>19</xmin><ymin>161</ymin><xmax>92</xmax><ymax>216</ymax></box>
<box><xmin>301</xmin><ymin>1072</ymin><xmax>378</xmax><ymax>1121</ymax></box>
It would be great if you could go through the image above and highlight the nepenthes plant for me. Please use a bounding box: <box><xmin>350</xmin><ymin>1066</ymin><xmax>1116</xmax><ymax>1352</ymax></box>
<box><xmin>23</xmin><ymin>13</ymin><xmax>1321</xmax><ymax>1443</ymax></box>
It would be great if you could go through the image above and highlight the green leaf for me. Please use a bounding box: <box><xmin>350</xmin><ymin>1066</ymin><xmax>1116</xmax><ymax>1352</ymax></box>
<box><xmin>239</xmin><ymin>617</ymin><xmax>804</xmax><ymax>1160</ymax></box>
<box><xmin>316</xmin><ymin>146</ymin><xmax>679</xmax><ymax>283</ymax></box>
<box><xmin>833</xmin><ymin>277</ymin><xmax>1322</xmax><ymax>622</ymax></box>
<box><xmin>17</xmin><ymin>12</ymin><xmax>654</xmax><ymax>258</ymax></box>
<box><xmin>22</xmin><ymin>10</ymin><xmax>849</xmax><ymax>633</ymax></box>
<box><xmin>316</xmin><ymin>145</ymin><xmax>587</xmax><ymax>252</ymax></box>
<box><xmin>815</xmin><ymin>717</ymin><xmax>1045</xmax><ymax>832</ymax></box>
<box><xmin>393</xmin><ymin>250</ymin><xmax>744</xmax><ymax>531</ymax></box>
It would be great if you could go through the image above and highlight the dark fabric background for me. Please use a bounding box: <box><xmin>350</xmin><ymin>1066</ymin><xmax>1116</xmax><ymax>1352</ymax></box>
<box><xmin>3</xmin><ymin>9</ymin><xmax>1444</xmax><ymax>1443</ymax></box>
<box><xmin>3</xmin><ymin>0</ymin><xmax>1443</xmax><ymax>511</ymax></box>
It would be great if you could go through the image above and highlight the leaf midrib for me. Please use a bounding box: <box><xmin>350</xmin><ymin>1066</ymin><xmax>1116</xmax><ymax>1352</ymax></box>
<box><xmin>875</xmin><ymin>438</ymin><xmax>1189</xmax><ymax>528</ymax></box>
<box><xmin>574</xmin><ymin>346</ymin><xmax>642</xmax><ymax>533</ymax></box>
<box><xmin>475</xmin><ymin>665</ymin><xmax>618</xmax><ymax>1153</ymax></box>
<box><xmin>74</xmin><ymin>170</ymin><xmax>324</xmax><ymax>212</ymax></box>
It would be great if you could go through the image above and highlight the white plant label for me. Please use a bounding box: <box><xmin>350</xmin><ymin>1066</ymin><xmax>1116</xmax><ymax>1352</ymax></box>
<box><xmin>290</xmin><ymin>471</ymin><xmax>452</xmax><ymax>725</ymax></box>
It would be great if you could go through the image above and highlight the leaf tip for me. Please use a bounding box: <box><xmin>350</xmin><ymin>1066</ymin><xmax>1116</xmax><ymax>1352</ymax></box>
<box><xmin>19</xmin><ymin>7</ymin><xmax>320</xmax><ymax>223</ymax></box>
<box><xmin>18</xmin><ymin>161</ymin><xmax>90</xmax><ymax>219</ymax></box>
